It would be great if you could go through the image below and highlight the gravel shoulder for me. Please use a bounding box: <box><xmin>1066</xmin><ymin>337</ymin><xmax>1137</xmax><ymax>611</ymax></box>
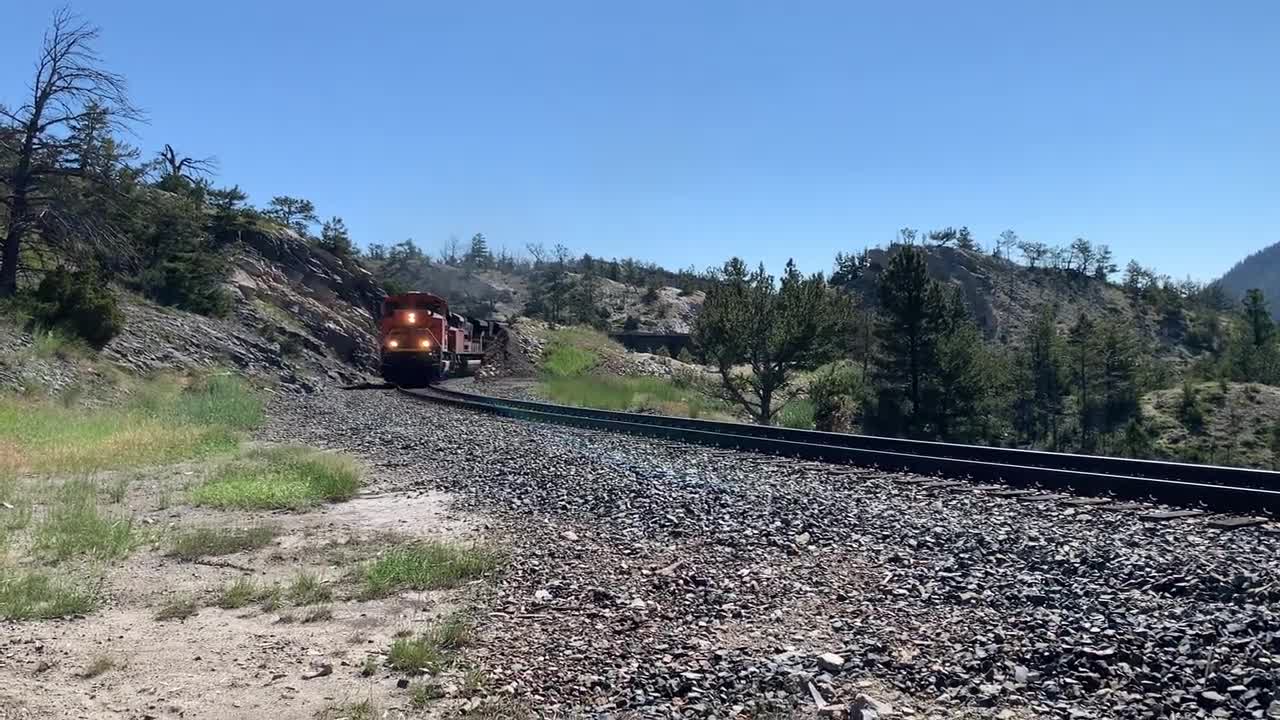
<box><xmin>263</xmin><ymin>388</ymin><xmax>1280</xmax><ymax>720</ymax></box>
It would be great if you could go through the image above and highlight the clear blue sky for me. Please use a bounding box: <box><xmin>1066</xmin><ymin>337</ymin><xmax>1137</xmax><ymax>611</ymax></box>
<box><xmin>4</xmin><ymin>1</ymin><xmax>1277</xmax><ymax>281</ymax></box>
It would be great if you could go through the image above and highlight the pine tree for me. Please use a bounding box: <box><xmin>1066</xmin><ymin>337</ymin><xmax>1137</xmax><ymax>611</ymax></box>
<box><xmin>1095</xmin><ymin>318</ymin><xmax>1142</xmax><ymax>437</ymax></box>
<box><xmin>1066</xmin><ymin>313</ymin><xmax>1098</xmax><ymax>448</ymax></box>
<box><xmin>927</xmin><ymin>288</ymin><xmax>990</xmax><ymax>441</ymax></box>
<box><xmin>317</xmin><ymin>216</ymin><xmax>354</xmax><ymax>257</ymax></box>
<box><xmin>874</xmin><ymin>246</ymin><xmax>938</xmax><ymax>434</ymax></box>
<box><xmin>464</xmin><ymin>233</ymin><xmax>492</xmax><ymax>268</ymax></box>
<box><xmin>1013</xmin><ymin>306</ymin><xmax>1066</xmax><ymax>447</ymax></box>
<box><xmin>694</xmin><ymin>259</ymin><xmax>852</xmax><ymax>424</ymax></box>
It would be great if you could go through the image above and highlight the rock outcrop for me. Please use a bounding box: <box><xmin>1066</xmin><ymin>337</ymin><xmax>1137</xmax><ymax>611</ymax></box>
<box><xmin>3</xmin><ymin>225</ymin><xmax>387</xmax><ymax>394</ymax></box>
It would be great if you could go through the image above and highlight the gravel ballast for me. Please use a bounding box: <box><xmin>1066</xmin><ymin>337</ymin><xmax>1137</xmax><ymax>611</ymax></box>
<box><xmin>263</xmin><ymin>388</ymin><xmax>1280</xmax><ymax>719</ymax></box>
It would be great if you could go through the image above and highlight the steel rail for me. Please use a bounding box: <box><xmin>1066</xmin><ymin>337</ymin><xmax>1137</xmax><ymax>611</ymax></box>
<box><xmin>400</xmin><ymin>384</ymin><xmax>1280</xmax><ymax>515</ymax></box>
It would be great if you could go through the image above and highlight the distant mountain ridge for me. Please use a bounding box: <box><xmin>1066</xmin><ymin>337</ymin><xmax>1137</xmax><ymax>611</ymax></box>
<box><xmin>1217</xmin><ymin>242</ymin><xmax>1280</xmax><ymax>314</ymax></box>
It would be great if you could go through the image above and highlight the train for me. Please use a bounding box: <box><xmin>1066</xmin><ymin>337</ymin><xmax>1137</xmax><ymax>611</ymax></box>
<box><xmin>378</xmin><ymin>292</ymin><xmax>499</xmax><ymax>385</ymax></box>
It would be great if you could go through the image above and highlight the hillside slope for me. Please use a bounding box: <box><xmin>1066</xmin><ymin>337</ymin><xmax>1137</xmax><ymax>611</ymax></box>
<box><xmin>855</xmin><ymin>245</ymin><xmax>1189</xmax><ymax>355</ymax></box>
<box><xmin>1217</xmin><ymin>241</ymin><xmax>1280</xmax><ymax>312</ymax></box>
<box><xmin>1</xmin><ymin>226</ymin><xmax>383</xmax><ymax>395</ymax></box>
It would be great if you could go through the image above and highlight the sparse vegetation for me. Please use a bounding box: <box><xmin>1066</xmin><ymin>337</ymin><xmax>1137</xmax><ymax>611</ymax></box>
<box><xmin>362</xmin><ymin>543</ymin><xmax>498</xmax><ymax>598</ymax></box>
<box><xmin>0</xmin><ymin>374</ymin><xmax>260</xmax><ymax>476</ymax></box>
<box><xmin>0</xmin><ymin>569</ymin><xmax>95</xmax><ymax>620</ymax></box>
<box><xmin>301</xmin><ymin>605</ymin><xmax>334</xmax><ymax>623</ymax></box>
<box><xmin>170</xmin><ymin>526</ymin><xmax>277</xmax><ymax>561</ymax></box>
<box><xmin>191</xmin><ymin>446</ymin><xmax>360</xmax><ymax>510</ymax></box>
<box><xmin>539</xmin><ymin>374</ymin><xmax>726</xmax><ymax>419</ymax></box>
<box><xmin>216</xmin><ymin>577</ymin><xmax>271</xmax><ymax>609</ymax></box>
<box><xmin>318</xmin><ymin>700</ymin><xmax>376</xmax><ymax>720</ymax></box>
<box><xmin>80</xmin><ymin>655</ymin><xmax>119</xmax><ymax>679</ymax></box>
<box><xmin>286</xmin><ymin>571</ymin><xmax>333</xmax><ymax>605</ymax></box>
<box><xmin>387</xmin><ymin>615</ymin><xmax>472</xmax><ymax>673</ymax></box>
<box><xmin>154</xmin><ymin>596</ymin><xmax>199</xmax><ymax>621</ymax></box>
<box><xmin>34</xmin><ymin>479</ymin><xmax>135</xmax><ymax>561</ymax></box>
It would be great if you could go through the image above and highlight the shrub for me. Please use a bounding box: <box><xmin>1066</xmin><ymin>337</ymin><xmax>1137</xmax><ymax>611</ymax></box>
<box><xmin>809</xmin><ymin>361</ymin><xmax>865</xmax><ymax>432</ymax></box>
<box><xmin>139</xmin><ymin>252</ymin><xmax>234</xmax><ymax>317</ymax></box>
<box><xmin>32</xmin><ymin>268</ymin><xmax>124</xmax><ymax>348</ymax></box>
<box><xmin>622</xmin><ymin>315</ymin><xmax>640</xmax><ymax>332</ymax></box>
<box><xmin>641</xmin><ymin>285</ymin><xmax>660</xmax><ymax>305</ymax></box>
<box><xmin>1178</xmin><ymin>381</ymin><xmax>1206</xmax><ymax>433</ymax></box>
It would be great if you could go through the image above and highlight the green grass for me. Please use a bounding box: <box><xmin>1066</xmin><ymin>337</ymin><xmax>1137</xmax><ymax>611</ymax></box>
<box><xmin>540</xmin><ymin>374</ymin><xmax>727</xmax><ymax>419</ymax></box>
<box><xmin>286</xmin><ymin>570</ymin><xmax>333</xmax><ymax>605</ymax></box>
<box><xmin>543</xmin><ymin>344</ymin><xmax>598</xmax><ymax>377</ymax></box>
<box><xmin>33</xmin><ymin>479</ymin><xmax>135</xmax><ymax>561</ymax></box>
<box><xmin>191</xmin><ymin>446</ymin><xmax>361</xmax><ymax>510</ymax></box>
<box><xmin>154</xmin><ymin>596</ymin><xmax>199</xmax><ymax>621</ymax></box>
<box><xmin>0</xmin><ymin>374</ymin><xmax>261</xmax><ymax>476</ymax></box>
<box><xmin>540</xmin><ymin>327</ymin><xmax>622</xmax><ymax>377</ymax></box>
<box><xmin>410</xmin><ymin>681</ymin><xmax>445</xmax><ymax>707</ymax></box>
<box><xmin>170</xmin><ymin>526</ymin><xmax>277</xmax><ymax>561</ymax></box>
<box><xmin>362</xmin><ymin>543</ymin><xmax>498</xmax><ymax>598</ymax></box>
<box><xmin>30</xmin><ymin>326</ymin><xmax>90</xmax><ymax>360</ymax></box>
<box><xmin>387</xmin><ymin>615</ymin><xmax>471</xmax><ymax>673</ymax></box>
<box><xmin>216</xmin><ymin>577</ymin><xmax>262</xmax><ymax>609</ymax></box>
<box><xmin>318</xmin><ymin>701</ymin><xmax>376</xmax><ymax>720</ymax></box>
<box><xmin>0</xmin><ymin>570</ymin><xmax>95</xmax><ymax>619</ymax></box>
<box><xmin>777</xmin><ymin>398</ymin><xmax>816</xmax><ymax>429</ymax></box>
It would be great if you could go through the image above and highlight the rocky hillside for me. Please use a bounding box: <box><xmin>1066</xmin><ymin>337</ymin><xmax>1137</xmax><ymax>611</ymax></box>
<box><xmin>1218</xmin><ymin>241</ymin><xmax>1280</xmax><ymax>313</ymax></box>
<box><xmin>854</xmin><ymin>245</ymin><xmax>1186</xmax><ymax>354</ymax></box>
<box><xmin>1</xmin><ymin>226</ymin><xmax>384</xmax><ymax>395</ymax></box>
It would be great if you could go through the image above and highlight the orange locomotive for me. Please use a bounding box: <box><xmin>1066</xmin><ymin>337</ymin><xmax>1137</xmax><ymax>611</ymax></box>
<box><xmin>378</xmin><ymin>292</ymin><xmax>495</xmax><ymax>384</ymax></box>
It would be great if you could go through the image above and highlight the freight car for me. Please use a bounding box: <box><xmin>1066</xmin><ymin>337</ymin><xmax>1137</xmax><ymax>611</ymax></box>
<box><xmin>378</xmin><ymin>292</ymin><xmax>498</xmax><ymax>385</ymax></box>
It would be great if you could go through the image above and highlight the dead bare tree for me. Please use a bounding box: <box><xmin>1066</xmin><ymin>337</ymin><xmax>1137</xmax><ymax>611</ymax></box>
<box><xmin>0</xmin><ymin>7</ymin><xmax>141</xmax><ymax>295</ymax></box>
<box><xmin>156</xmin><ymin>143</ymin><xmax>216</xmax><ymax>181</ymax></box>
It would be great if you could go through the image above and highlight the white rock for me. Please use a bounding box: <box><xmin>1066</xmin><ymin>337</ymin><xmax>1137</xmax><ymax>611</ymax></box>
<box><xmin>816</xmin><ymin>652</ymin><xmax>845</xmax><ymax>673</ymax></box>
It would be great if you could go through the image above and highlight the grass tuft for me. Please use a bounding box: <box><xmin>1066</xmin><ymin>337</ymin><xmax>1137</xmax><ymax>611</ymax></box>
<box><xmin>318</xmin><ymin>701</ymin><xmax>376</xmax><ymax>720</ymax></box>
<box><xmin>34</xmin><ymin>480</ymin><xmax>135</xmax><ymax>561</ymax></box>
<box><xmin>80</xmin><ymin>655</ymin><xmax>118</xmax><ymax>679</ymax></box>
<box><xmin>170</xmin><ymin>526</ymin><xmax>277</xmax><ymax>561</ymax></box>
<box><xmin>287</xmin><ymin>571</ymin><xmax>333</xmax><ymax>605</ymax></box>
<box><xmin>362</xmin><ymin>542</ymin><xmax>497</xmax><ymax>598</ymax></box>
<box><xmin>191</xmin><ymin>446</ymin><xmax>361</xmax><ymax>510</ymax></box>
<box><xmin>387</xmin><ymin>615</ymin><xmax>472</xmax><ymax>673</ymax></box>
<box><xmin>217</xmin><ymin>577</ymin><xmax>265</xmax><ymax>609</ymax></box>
<box><xmin>154</xmin><ymin>596</ymin><xmax>199</xmax><ymax>621</ymax></box>
<box><xmin>0</xmin><ymin>570</ymin><xmax>95</xmax><ymax>620</ymax></box>
<box><xmin>776</xmin><ymin>398</ymin><xmax>816</xmax><ymax>429</ymax></box>
<box><xmin>301</xmin><ymin>605</ymin><xmax>333</xmax><ymax>623</ymax></box>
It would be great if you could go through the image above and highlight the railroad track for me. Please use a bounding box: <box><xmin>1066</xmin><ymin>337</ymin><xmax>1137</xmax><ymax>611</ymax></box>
<box><xmin>398</xmin><ymin>383</ymin><xmax>1280</xmax><ymax>519</ymax></box>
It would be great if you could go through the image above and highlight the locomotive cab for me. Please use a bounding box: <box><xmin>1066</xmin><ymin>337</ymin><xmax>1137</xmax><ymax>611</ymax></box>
<box><xmin>379</xmin><ymin>292</ymin><xmax>451</xmax><ymax>385</ymax></box>
<box><xmin>378</xmin><ymin>292</ymin><xmax>492</xmax><ymax>385</ymax></box>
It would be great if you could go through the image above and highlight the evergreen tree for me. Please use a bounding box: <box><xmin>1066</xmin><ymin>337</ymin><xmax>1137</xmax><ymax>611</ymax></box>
<box><xmin>1066</xmin><ymin>313</ymin><xmax>1099</xmax><ymax>447</ymax></box>
<box><xmin>265</xmin><ymin>196</ymin><xmax>317</xmax><ymax>236</ymax></box>
<box><xmin>927</xmin><ymin>288</ymin><xmax>991</xmax><ymax>441</ymax></box>
<box><xmin>694</xmin><ymin>258</ymin><xmax>852</xmax><ymax>424</ymax></box>
<box><xmin>873</xmin><ymin>246</ymin><xmax>939</xmax><ymax>435</ymax></box>
<box><xmin>464</xmin><ymin>233</ymin><xmax>492</xmax><ymax>268</ymax></box>
<box><xmin>317</xmin><ymin>216</ymin><xmax>354</xmax><ymax>257</ymax></box>
<box><xmin>1095</xmin><ymin>318</ymin><xmax>1142</xmax><ymax>436</ymax></box>
<box><xmin>1013</xmin><ymin>306</ymin><xmax>1066</xmax><ymax>447</ymax></box>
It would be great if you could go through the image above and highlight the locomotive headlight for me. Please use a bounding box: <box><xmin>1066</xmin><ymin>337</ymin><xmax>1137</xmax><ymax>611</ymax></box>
<box><xmin>387</xmin><ymin>339</ymin><xmax>399</xmax><ymax>349</ymax></box>
<box><xmin>407</xmin><ymin>312</ymin><xmax>416</xmax><ymax>324</ymax></box>
<box><xmin>419</xmin><ymin>339</ymin><xmax>431</xmax><ymax>348</ymax></box>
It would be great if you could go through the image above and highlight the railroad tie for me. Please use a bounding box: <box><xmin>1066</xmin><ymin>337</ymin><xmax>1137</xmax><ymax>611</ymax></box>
<box><xmin>1206</xmin><ymin>515</ymin><xmax>1268</xmax><ymax>530</ymax></box>
<box><xmin>1138</xmin><ymin>510</ymin><xmax>1207</xmax><ymax>521</ymax></box>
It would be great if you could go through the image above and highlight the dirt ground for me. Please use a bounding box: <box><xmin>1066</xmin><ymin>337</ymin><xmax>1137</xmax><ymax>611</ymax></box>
<box><xmin>0</xmin><ymin>459</ymin><xmax>485</xmax><ymax>720</ymax></box>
